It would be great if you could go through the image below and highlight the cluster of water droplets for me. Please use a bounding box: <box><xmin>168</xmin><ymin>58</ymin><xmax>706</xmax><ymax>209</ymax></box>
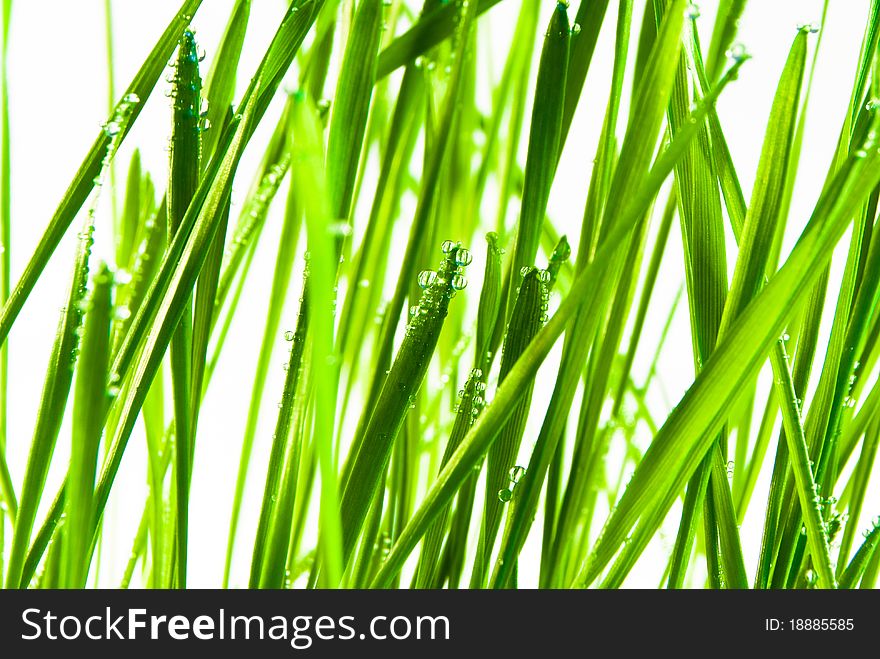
<box><xmin>797</xmin><ymin>22</ymin><xmax>820</xmax><ymax>34</ymax></box>
<box><xmin>411</xmin><ymin>241</ymin><xmax>471</xmax><ymax>320</ymax></box>
<box><xmin>66</xmin><ymin>93</ymin><xmax>141</xmax><ymax>367</ymax></box>
<box><xmin>498</xmin><ymin>464</ymin><xmax>526</xmax><ymax>503</ymax></box>
<box><xmin>224</xmin><ymin>158</ymin><xmax>291</xmax><ymax>264</ymax></box>
<box><xmin>456</xmin><ymin>367</ymin><xmax>487</xmax><ymax>424</ymax></box>
<box><xmin>518</xmin><ymin>265</ymin><xmax>552</xmax><ymax>323</ymax></box>
<box><xmin>724</xmin><ymin>42</ymin><xmax>749</xmax><ymax>65</ymax></box>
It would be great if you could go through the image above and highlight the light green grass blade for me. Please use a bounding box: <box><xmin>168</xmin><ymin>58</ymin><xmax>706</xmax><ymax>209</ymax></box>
<box><xmin>290</xmin><ymin>91</ymin><xmax>344</xmax><ymax>587</ymax></box>
<box><xmin>579</xmin><ymin>131</ymin><xmax>880</xmax><ymax>588</ymax></box>
<box><xmin>0</xmin><ymin>0</ymin><xmax>203</xmax><ymax>350</ymax></box>
<box><xmin>89</xmin><ymin>0</ymin><xmax>324</xmax><ymax>572</ymax></box>
<box><xmin>62</xmin><ymin>265</ymin><xmax>113</xmax><ymax>589</ymax></box>
<box><xmin>0</xmin><ymin>0</ymin><xmax>13</xmax><ymax>528</ymax></box>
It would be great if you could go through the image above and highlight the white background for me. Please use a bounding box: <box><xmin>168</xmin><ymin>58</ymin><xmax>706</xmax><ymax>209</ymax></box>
<box><xmin>1</xmin><ymin>0</ymin><xmax>877</xmax><ymax>587</ymax></box>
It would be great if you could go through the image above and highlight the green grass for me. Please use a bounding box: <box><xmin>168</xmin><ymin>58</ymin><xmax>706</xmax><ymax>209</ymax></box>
<box><xmin>0</xmin><ymin>0</ymin><xmax>879</xmax><ymax>590</ymax></box>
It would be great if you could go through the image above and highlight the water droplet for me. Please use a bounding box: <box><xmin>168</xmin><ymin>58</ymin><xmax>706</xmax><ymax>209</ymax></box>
<box><xmin>797</xmin><ymin>22</ymin><xmax>820</xmax><ymax>34</ymax></box>
<box><xmin>497</xmin><ymin>488</ymin><xmax>512</xmax><ymax>503</ymax></box>
<box><xmin>284</xmin><ymin>330</ymin><xmax>295</xmax><ymax>341</ymax></box>
<box><xmin>685</xmin><ymin>2</ymin><xmax>700</xmax><ymax>20</ymax></box>
<box><xmin>725</xmin><ymin>42</ymin><xmax>749</xmax><ymax>63</ymax></box>
<box><xmin>454</xmin><ymin>248</ymin><xmax>472</xmax><ymax>266</ymax></box>
<box><xmin>570</xmin><ymin>23</ymin><xmax>581</xmax><ymax>35</ymax></box>
<box><xmin>441</xmin><ymin>240</ymin><xmax>458</xmax><ymax>254</ymax></box>
<box><xmin>451</xmin><ymin>273</ymin><xmax>467</xmax><ymax>290</ymax></box>
<box><xmin>418</xmin><ymin>270</ymin><xmax>437</xmax><ymax>289</ymax></box>
<box><xmin>520</xmin><ymin>265</ymin><xmax>532</xmax><ymax>278</ymax></box>
<box><xmin>509</xmin><ymin>465</ymin><xmax>525</xmax><ymax>483</ymax></box>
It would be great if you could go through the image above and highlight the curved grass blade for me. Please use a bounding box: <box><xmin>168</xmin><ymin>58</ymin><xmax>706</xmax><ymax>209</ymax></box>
<box><xmin>0</xmin><ymin>0</ymin><xmax>203</xmax><ymax>351</ymax></box>
<box><xmin>5</xmin><ymin>93</ymin><xmax>138</xmax><ymax>588</ymax></box>
<box><xmin>376</xmin><ymin>0</ymin><xmax>502</xmax><ymax>79</ymax></box>
<box><xmin>578</xmin><ymin>136</ymin><xmax>880</xmax><ymax>588</ymax></box>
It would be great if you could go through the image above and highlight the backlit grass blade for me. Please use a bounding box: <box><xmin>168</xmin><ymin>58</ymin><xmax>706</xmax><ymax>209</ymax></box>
<box><xmin>578</xmin><ymin>131</ymin><xmax>880</xmax><ymax>588</ymax></box>
<box><xmin>0</xmin><ymin>0</ymin><xmax>203</xmax><ymax>350</ymax></box>
<box><xmin>289</xmin><ymin>91</ymin><xmax>343</xmax><ymax>587</ymax></box>
<box><xmin>0</xmin><ymin>0</ymin><xmax>12</xmax><ymax>527</ymax></box>
<box><xmin>5</xmin><ymin>93</ymin><xmax>138</xmax><ymax>588</ymax></box>
<box><xmin>89</xmin><ymin>0</ymin><xmax>324</xmax><ymax>570</ymax></box>
<box><xmin>62</xmin><ymin>265</ymin><xmax>113</xmax><ymax>589</ymax></box>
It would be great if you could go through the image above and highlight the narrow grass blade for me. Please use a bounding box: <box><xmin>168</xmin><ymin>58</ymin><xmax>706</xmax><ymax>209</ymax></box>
<box><xmin>376</xmin><ymin>0</ymin><xmax>502</xmax><ymax>78</ymax></box>
<box><xmin>340</xmin><ymin>243</ymin><xmax>470</xmax><ymax>567</ymax></box>
<box><xmin>166</xmin><ymin>28</ymin><xmax>203</xmax><ymax>588</ymax></box>
<box><xmin>62</xmin><ymin>265</ymin><xmax>113</xmax><ymax>589</ymax></box>
<box><xmin>472</xmin><ymin>267</ymin><xmax>547</xmax><ymax>587</ymax></box>
<box><xmin>326</xmin><ymin>0</ymin><xmax>383</xmax><ymax>226</ymax></box>
<box><xmin>506</xmin><ymin>3</ymin><xmax>568</xmax><ymax>315</ymax></box>
<box><xmin>0</xmin><ymin>0</ymin><xmax>203</xmax><ymax>350</ymax></box>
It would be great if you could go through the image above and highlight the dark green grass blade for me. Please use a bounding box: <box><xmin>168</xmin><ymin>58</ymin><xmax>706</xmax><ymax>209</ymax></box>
<box><xmin>339</xmin><ymin>244</ymin><xmax>469</xmax><ymax>567</ymax></box>
<box><xmin>506</xmin><ymin>3</ymin><xmax>568</xmax><ymax>317</ymax></box>
<box><xmin>472</xmin><ymin>268</ymin><xmax>547</xmax><ymax>587</ymax></box>
<box><xmin>167</xmin><ymin>28</ymin><xmax>202</xmax><ymax>589</ymax></box>
<box><xmin>326</xmin><ymin>0</ymin><xmax>383</xmax><ymax>225</ymax></box>
<box><xmin>250</xmin><ymin>278</ymin><xmax>309</xmax><ymax>587</ymax></box>
<box><xmin>0</xmin><ymin>0</ymin><xmax>203</xmax><ymax>351</ymax></box>
<box><xmin>840</xmin><ymin>519</ymin><xmax>880</xmax><ymax>589</ymax></box>
<box><xmin>376</xmin><ymin>0</ymin><xmax>502</xmax><ymax>79</ymax></box>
